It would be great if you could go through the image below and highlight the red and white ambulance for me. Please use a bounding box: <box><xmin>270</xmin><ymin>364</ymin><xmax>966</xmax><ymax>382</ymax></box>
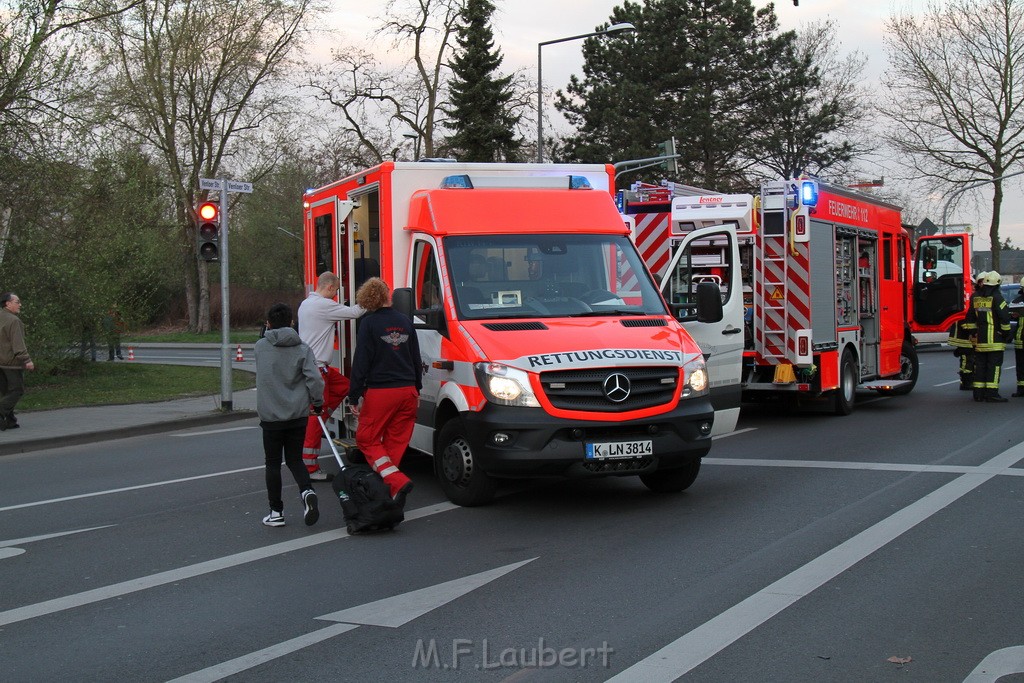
<box><xmin>302</xmin><ymin>162</ymin><xmax>734</xmax><ymax>506</ymax></box>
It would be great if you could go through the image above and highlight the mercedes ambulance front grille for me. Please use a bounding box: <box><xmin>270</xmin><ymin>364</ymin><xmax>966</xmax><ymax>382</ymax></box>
<box><xmin>582</xmin><ymin>457</ymin><xmax>653</xmax><ymax>473</ymax></box>
<box><xmin>540</xmin><ymin>366</ymin><xmax>678</xmax><ymax>412</ymax></box>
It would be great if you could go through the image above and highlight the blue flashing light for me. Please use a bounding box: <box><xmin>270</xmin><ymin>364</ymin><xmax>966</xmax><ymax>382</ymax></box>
<box><xmin>800</xmin><ymin>180</ymin><xmax>819</xmax><ymax>207</ymax></box>
<box><xmin>569</xmin><ymin>175</ymin><xmax>592</xmax><ymax>189</ymax></box>
<box><xmin>440</xmin><ymin>174</ymin><xmax>474</xmax><ymax>189</ymax></box>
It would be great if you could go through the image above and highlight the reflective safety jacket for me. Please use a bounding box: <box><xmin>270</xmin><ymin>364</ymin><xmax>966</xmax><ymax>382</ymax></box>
<box><xmin>963</xmin><ymin>284</ymin><xmax>1011</xmax><ymax>352</ymax></box>
<box><xmin>948</xmin><ymin>319</ymin><xmax>974</xmax><ymax>350</ymax></box>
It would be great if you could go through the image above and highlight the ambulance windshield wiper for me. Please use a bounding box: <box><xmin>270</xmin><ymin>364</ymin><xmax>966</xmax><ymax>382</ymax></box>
<box><xmin>569</xmin><ymin>308</ymin><xmax>648</xmax><ymax>317</ymax></box>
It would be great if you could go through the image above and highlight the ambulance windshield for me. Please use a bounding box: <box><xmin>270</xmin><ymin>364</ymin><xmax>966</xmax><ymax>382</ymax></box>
<box><xmin>444</xmin><ymin>234</ymin><xmax>668</xmax><ymax>320</ymax></box>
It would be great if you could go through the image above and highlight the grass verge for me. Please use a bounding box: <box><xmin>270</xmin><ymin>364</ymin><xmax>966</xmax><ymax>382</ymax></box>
<box><xmin>123</xmin><ymin>330</ymin><xmax>262</xmax><ymax>344</ymax></box>
<box><xmin>21</xmin><ymin>364</ymin><xmax>256</xmax><ymax>411</ymax></box>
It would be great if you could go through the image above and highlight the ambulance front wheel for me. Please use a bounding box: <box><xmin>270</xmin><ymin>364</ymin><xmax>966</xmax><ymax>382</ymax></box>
<box><xmin>640</xmin><ymin>459</ymin><xmax>701</xmax><ymax>493</ymax></box>
<box><xmin>436</xmin><ymin>419</ymin><xmax>497</xmax><ymax>507</ymax></box>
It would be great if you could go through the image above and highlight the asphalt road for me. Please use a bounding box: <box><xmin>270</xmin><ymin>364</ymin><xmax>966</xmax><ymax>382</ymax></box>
<box><xmin>2</xmin><ymin>345</ymin><xmax>1024</xmax><ymax>682</ymax></box>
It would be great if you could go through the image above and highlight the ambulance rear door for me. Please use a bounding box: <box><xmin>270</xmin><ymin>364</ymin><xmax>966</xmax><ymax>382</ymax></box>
<box><xmin>661</xmin><ymin>224</ymin><xmax>744</xmax><ymax>435</ymax></box>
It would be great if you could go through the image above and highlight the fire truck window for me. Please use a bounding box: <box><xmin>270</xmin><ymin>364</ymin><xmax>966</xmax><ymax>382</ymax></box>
<box><xmin>314</xmin><ymin>213</ymin><xmax>333</xmax><ymax>277</ymax></box>
<box><xmin>883</xmin><ymin>239</ymin><xmax>893</xmax><ymax>280</ymax></box>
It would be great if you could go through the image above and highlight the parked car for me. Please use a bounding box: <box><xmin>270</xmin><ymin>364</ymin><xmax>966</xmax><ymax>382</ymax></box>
<box><xmin>1002</xmin><ymin>283</ymin><xmax>1024</xmax><ymax>333</ymax></box>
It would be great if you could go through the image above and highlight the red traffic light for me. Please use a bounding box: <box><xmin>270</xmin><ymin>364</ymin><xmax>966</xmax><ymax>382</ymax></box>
<box><xmin>197</xmin><ymin>201</ymin><xmax>219</xmax><ymax>221</ymax></box>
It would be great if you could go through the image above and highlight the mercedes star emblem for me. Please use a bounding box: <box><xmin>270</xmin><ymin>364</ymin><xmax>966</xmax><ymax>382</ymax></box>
<box><xmin>603</xmin><ymin>373</ymin><xmax>631</xmax><ymax>402</ymax></box>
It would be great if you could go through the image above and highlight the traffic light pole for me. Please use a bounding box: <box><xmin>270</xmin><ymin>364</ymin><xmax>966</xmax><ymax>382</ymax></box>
<box><xmin>219</xmin><ymin>181</ymin><xmax>232</xmax><ymax>411</ymax></box>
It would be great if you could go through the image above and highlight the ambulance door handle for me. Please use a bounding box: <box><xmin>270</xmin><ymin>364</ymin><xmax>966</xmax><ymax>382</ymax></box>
<box><xmin>723</xmin><ymin>327</ymin><xmax>742</xmax><ymax>335</ymax></box>
<box><xmin>432</xmin><ymin>360</ymin><xmax>454</xmax><ymax>371</ymax></box>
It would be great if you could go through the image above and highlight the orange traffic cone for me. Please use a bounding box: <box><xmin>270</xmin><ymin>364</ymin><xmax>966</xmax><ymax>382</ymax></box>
<box><xmin>127</xmin><ymin>347</ymin><xmax>134</xmax><ymax>361</ymax></box>
<box><xmin>235</xmin><ymin>344</ymin><xmax>244</xmax><ymax>362</ymax></box>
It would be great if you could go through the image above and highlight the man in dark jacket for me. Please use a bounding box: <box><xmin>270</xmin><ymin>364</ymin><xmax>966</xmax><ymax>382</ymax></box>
<box><xmin>0</xmin><ymin>293</ymin><xmax>35</xmax><ymax>429</ymax></box>
<box><xmin>348</xmin><ymin>278</ymin><xmax>422</xmax><ymax>505</ymax></box>
<box><xmin>963</xmin><ymin>271</ymin><xmax>1012</xmax><ymax>402</ymax></box>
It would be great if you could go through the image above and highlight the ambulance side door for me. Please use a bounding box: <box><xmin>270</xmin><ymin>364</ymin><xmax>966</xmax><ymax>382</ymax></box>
<box><xmin>662</xmin><ymin>224</ymin><xmax>744</xmax><ymax>436</ymax></box>
<box><xmin>408</xmin><ymin>237</ymin><xmax>446</xmax><ymax>453</ymax></box>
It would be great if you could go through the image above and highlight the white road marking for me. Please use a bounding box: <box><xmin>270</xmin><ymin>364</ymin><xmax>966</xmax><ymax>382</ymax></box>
<box><xmin>171</xmin><ymin>425</ymin><xmax>257</xmax><ymax>437</ymax></box>
<box><xmin>0</xmin><ymin>502</ymin><xmax>458</xmax><ymax>628</ymax></box>
<box><xmin>0</xmin><ymin>467</ymin><xmax>264</xmax><ymax>512</ymax></box>
<box><xmin>607</xmin><ymin>443</ymin><xmax>1024</xmax><ymax>682</ymax></box>
<box><xmin>168</xmin><ymin>559</ymin><xmax>536</xmax><ymax>682</ymax></box>
<box><xmin>0</xmin><ymin>525</ymin><xmax>114</xmax><ymax>552</ymax></box>
<box><xmin>166</xmin><ymin>624</ymin><xmax>359</xmax><ymax>683</ymax></box>
<box><xmin>964</xmin><ymin>646</ymin><xmax>1024</xmax><ymax>682</ymax></box>
<box><xmin>704</xmin><ymin>457</ymin><xmax>1024</xmax><ymax>477</ymax></box>
<box><xmin>711</xmin><ymin>427</ymin><xmax>757</xmax><ymax>440</ymax></box>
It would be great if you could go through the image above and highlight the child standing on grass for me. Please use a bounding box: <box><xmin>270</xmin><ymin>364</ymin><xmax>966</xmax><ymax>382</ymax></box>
<box><xmin>255</xmin><ymin>302</ymin><xmax>324</xmax><ymax>527</ymax></box>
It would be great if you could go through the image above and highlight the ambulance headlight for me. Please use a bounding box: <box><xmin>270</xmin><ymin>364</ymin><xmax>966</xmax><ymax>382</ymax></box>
<box><xmin>682</xmin><ymin>359</ymin><xmax>709</xmax><ymax>397</ymax></box>
<box><xmin>474</xmin><ymin>363</ymin><xmax>541</xmax><ymax>407</ymax></box>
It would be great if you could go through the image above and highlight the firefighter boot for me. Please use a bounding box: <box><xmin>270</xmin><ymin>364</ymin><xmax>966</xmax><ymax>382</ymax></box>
<box><xmin>1013</xmin><ymin>386</ymin><xmax>1024</xmax><ymax>397</ymax></box>
<box><xmin>974</xmin><ymin>389</ymin><xmax>984</xmax><ymax>402</ymax></box>
<box><xmin>985</xmin><ymin>389</ymin><xmax>1009</xmax><ymax>403</ymax></box>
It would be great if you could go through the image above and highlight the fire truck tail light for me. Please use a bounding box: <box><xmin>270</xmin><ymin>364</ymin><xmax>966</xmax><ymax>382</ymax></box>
<box><xmin>795</xmin><ymin>329</ymin><xmax>812</xmax><ymax>365</ymax></box>
<box><xmin>795</xmin><ymin>215</ymin><xmax>806</xmax><ymax>237</ymax></box>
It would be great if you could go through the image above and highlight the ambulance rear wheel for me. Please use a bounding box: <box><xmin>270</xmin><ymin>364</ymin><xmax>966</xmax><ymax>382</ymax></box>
<box><xmin>640</xmin><ymin>460</ymin><xmax>701</xmax><ymax>493</ymax></box>
<box><xmin>881</xmin><ymin>340</ymin><xmax>919</xmax><ymax>396</ymax></box>
<box><xmin>436</xmin><ymin>419</ymin><xmax>496</xmax><ymax>507</ymax></box>
<box><xmin>834</xmin><ymin>349</ymin><xmax>857</xmax><ymax>415</ymax></box>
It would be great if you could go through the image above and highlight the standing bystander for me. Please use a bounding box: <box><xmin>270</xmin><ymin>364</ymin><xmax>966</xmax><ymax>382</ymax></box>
<box><xmin>255</xmin><ymin>302</ymin><xmax>324</xmax><ymax>527</ymax></box>
<box><xmin>0</xmin><ymin>293</ymin><xmax>35</xmax><ymax>430</ymax></box>
<box><xmin>348</xmin><ymin>277</ymin><xmax>422</xmax><ymax>505</ymax></box>
<box><xmin>103</xmin><ymin>306</ymin><xmax>125</xmax><ymax>361</ymax></box>
<box><xmin>297</xmin><ymin>272</ymin><xmax>364</xmax><ymax>480</ymax></box>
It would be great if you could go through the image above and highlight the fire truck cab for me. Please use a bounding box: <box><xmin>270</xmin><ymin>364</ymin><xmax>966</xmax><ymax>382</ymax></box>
<box><xmin>649</xmin><ymin>179</ymin><xmax>972</xmax><ymax>415</ymax></box>
<box><xmin>302</xmin><ymin>162</ymin><xmax>729</xmax><ymax>506</ymax></box>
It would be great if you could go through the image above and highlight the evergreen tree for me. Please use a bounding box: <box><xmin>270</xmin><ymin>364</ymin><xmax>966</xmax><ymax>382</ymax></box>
<box><xmin>556</xmin><ymin>0</ymin><xmax>814</xmax><ymax>190</ymax></box>
<box><xmin>444</xmin><ymin>0</ymin><xmax>522</xmax><ymax>162</ymax></box>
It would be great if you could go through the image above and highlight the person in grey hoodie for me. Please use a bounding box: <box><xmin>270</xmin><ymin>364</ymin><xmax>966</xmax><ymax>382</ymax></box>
<box><xmin>255</xmin><ymin>302</ymin><xmax>325</xmax><ymax>527</ymax></box>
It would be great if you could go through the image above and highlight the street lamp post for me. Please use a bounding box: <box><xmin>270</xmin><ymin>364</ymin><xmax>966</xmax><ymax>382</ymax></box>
<box><xmin>537</xmin><ymin>22</ymin><xmax>636</xmax><ymax>163</ymax></box>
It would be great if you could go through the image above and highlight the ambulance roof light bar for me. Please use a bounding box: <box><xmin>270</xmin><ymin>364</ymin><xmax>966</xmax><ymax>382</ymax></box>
<box><xmin>439</xmin><ymin>174</ymin><xmax>592</xmax><ymax>190</ymax></box>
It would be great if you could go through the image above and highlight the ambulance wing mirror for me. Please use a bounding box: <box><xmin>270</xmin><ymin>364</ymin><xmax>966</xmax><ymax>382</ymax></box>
<box><xmin>395</xmin><ymin>286</ymin><xmax>446</xmax><ymax>332</ymax></box>
<box><xmin>694</xmin><ymin>281</ymin><xmax>724</xmax><ymax>323</ymax></box>
<box><xmin>673</xmin><ymin>281</ymin><xmax>723</xmax><ymax>323</ymax></box>
<box><xmin>392</xmin><ymin>287</ymin><xmax>414</xmax><ymax>318</ymax></box>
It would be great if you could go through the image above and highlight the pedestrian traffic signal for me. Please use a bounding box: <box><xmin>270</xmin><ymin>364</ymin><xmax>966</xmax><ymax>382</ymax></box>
<box><xmin>195</xmin><ymin>201</ymin><xmax>220</xmax><ymax>262</ymax></box>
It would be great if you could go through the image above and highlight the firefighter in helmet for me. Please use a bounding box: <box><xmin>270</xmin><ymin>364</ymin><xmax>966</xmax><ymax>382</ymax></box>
<box><xmin>962</xmin><ymin>271</ymin><xmax>1012</xmax><ymax>402</ymax></box>
<box><xmin>948</xmin><ymin>271</ymin><xmax>988</xmax><ymax>391</ymax></box>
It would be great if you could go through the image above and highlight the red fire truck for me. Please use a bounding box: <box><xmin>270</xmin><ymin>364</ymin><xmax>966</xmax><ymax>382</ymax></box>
<box><xmin>628</xmin><ymin>178</ymin><xmax>972</xmax><ymax>414</ymax></box>
<box><xmin>302</xmin><ymin>162</ymin><xmax>733</xmax><ymax>505</ymax></box>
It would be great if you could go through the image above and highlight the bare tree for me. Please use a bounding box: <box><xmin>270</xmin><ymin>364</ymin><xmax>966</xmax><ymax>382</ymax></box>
<box><xmin>883</xmin><ymin>0</ymin><xmax>1024</xmax><ymax>271</ymax></box>
<box><xmin>306</xmin><ymin>0</ymin><xmax>463</xmax><ymax>162</ymax></box>
<box><xmin>95</xmin><ymin>0</ymin><xmax>319</xmax><ymax>332</ymax></box>
<box><xmin>0</xmin><ymin>0</ymin><xmax>141</xmax><ymax>148</ymax></box>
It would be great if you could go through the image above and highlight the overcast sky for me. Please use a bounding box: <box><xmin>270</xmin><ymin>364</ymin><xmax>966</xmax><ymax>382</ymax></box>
<box><xmin>326</xmin><ymin>0</ymin><xmax>1023</xmax><ymax>255</ymax></box>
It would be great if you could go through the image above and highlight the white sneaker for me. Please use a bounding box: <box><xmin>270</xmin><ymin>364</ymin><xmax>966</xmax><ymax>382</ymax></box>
<box><xmin>262</xmin><ymin>510</ymin><xmax>285</xmax><ymax>527</ymax></box>
<box><xmin>308</xmin><ymin>469</ymin><xmax>331</xmax><ymax>482</ymax></box>
<box><xmin>302</xmin><ymin>489</ymin><xmax>319</xmax><ymax>526</ymax></box>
